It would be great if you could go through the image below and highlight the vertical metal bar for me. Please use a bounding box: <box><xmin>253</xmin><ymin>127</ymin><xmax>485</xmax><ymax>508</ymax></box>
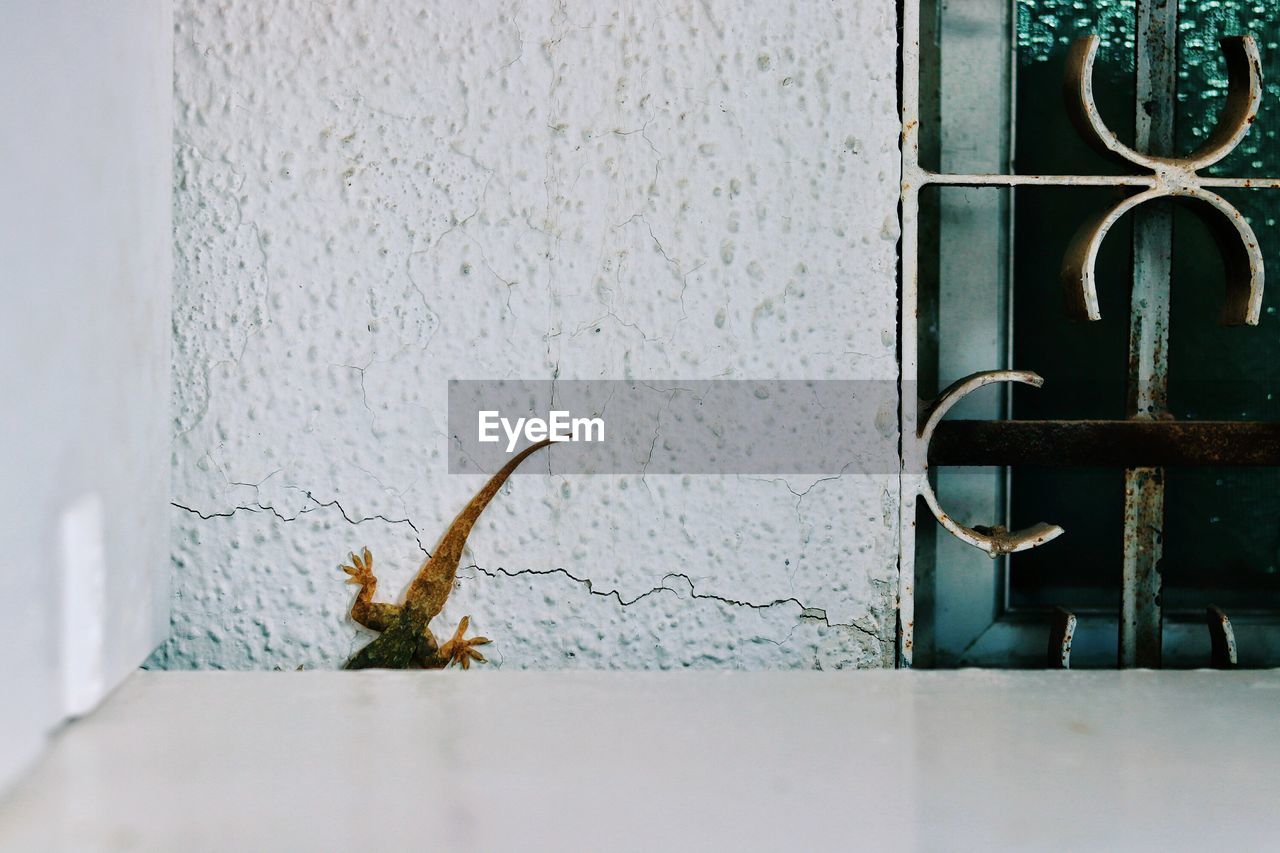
<box><xmin>1001</xmin><ymin>0</ymin><xmax>1019</xmax><ymax>614</ymax></box>
<box><xmin>897</xmin><ymin>0</ymin><xmax>923</xmax><ymax>669</ymax></box>
<box><xmin>1120</xmin><ymin>466</ymin><xmax>1164</xmax><ymax>667</ymax></box>
<box><xmin>909</xmin><ymin>0</ymin><xmax>941</xmax><ymax>668</ymax></box>
<box><xmin>1120</xmin><ymin>0</ymin><xmax>1177</xmax><ymax>668</ymax></box>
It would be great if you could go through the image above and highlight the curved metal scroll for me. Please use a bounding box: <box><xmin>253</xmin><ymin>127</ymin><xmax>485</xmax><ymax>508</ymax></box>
<box><xmin>1061</xmin><ymin>186</ymin><xmax>1264</xmax><ymax>324</ymax></box>
<box><xmin>917</xmin><ymin>371</ymin><xmax>1065</xmax><ymax>557</ymax></box>
<box><xmin>1061</xmin><ymin>34</ymin><xmax>1265</xmax><ymax>325</ymax></box>
<box><xmin>1064</xmin><ymin>35</ymin><xmax>1261</xmax><ymax>171</ymax></box>
<box><xmin>1048</xmin><ymin>607</ymin><xmax>1077</xmax><ymax>670</ymax></box>
<box><xmin>1207</xmin><ymin>604</ymin><xmax>1238</xmax><ymax>669</ymax></box>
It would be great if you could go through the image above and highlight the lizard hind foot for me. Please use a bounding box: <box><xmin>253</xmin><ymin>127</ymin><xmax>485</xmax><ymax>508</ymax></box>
<box><xmin>341</xmin><ymin>547</ymin><xmax>375</xmax><ymax>586</ymax></box>
<box><xmin>436</xmin><ymin>615</ymin><xmax>491</xmax><ymax>670</ymax></box>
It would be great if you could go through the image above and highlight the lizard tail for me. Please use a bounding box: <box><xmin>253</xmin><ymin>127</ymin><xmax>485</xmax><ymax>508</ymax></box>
<box><xmin>430</xmin><ymin>438</ymin><xmax>554</xmax><ymax>564</ymax></box>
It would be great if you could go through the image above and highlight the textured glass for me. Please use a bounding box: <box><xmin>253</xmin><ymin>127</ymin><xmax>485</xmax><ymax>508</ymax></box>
<box><xmin>1178</xmin><ymin>1</ymin><xmax>1280</xmax><ymax>176</ymax></box>
<box><xmin>1018</xmin><ymin>1</ymin><xmax>1138</xmax><ymax>69</ymax></box>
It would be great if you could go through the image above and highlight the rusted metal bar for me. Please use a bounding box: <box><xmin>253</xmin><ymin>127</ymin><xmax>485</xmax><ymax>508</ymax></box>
<box><xmin>1207</xmin><ymin>605</ymin><xmax>1239</xmax><ymax>668</ymax></box>
<box><xmin>1119</xmin><ymin>0</ymin><xmax>1178</xmax><ymax>670</ymax></box>
<box><xmin>1121</xmin><ymin>467</ymin><xmax>1164</xmax><ymax>667</ymax></box>
<box><xmin>1047</xmin><ymin>607</ymin><xmax>1077</xmax><ymax>670</ymax></box>
<box><xmin>928</xmin><ymin>420</ymin><xmax>1280</xmax><ymax>467</ymax></box>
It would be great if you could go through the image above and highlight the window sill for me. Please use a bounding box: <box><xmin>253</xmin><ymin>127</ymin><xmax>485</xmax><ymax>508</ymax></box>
<box><xmin>1</xmin><ymin>670</ymin><xmax>1276</xmax><ymax>850</ymax></box>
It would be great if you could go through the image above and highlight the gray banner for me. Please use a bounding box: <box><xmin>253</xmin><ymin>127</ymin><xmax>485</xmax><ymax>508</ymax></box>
<box><xmin>447</xmin><ymin>380</ymin><xmax>900</xmax><ymax>475</ymax></box>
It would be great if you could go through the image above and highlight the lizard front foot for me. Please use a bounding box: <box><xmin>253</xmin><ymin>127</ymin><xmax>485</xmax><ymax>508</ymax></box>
<box><xmin>436</xmin><ymin>615</ymin><xmax>491</xmax><ymax>670</ymax></box>
<box><xmin>341</xmin><ymin>547</ymin><xmax>375</xmax><ymax>588</ymax></box>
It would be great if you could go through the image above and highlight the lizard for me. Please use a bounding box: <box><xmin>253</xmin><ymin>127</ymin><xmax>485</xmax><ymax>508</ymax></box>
<box><xmin>340</xmin><ymin>438</ymin><xmax>553</xmax><ymax>670</ymax></box>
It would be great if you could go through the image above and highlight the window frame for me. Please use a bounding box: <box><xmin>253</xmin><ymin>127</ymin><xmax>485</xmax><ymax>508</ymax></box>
<box><xmin>899</xmin><ymin>0</ymin><xmax>1280</xmax><ymax>668</ymax></box>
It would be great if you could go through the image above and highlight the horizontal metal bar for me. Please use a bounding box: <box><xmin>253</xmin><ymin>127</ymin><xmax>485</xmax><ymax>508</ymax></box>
<box><xmin>919</xmin><ymin>171</ymin><xmax>1280</xmax><ymax>189</ymax></box>
<box><xmin>929</xmin><ymin>420</ymin><xmax>1280</xmax><ymax>467</ymax></box>
<box><xmin>923</xmin><ymin>172</ymin><xmax>1153</xmax><ymax>187</ymax></box>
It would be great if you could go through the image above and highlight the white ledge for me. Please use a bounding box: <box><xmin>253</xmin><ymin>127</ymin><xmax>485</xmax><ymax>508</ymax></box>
<box><xmin>1</xmin><ymin>670</ymin><xmax>1277</xmax><ymax>851</ymax></box>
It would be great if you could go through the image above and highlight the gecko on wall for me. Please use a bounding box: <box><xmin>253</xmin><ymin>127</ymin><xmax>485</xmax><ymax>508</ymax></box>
<box><xmin>340</xmin><ymin>438</ymin><xmax>553</xmax><ymax>670</ymax></box>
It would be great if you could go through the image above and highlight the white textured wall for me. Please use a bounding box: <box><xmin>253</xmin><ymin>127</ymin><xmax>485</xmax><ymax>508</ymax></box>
<box><xmin>156</xmin><ymin>0</ymin><xmax>901</xmax><ymax>670</ymax></box>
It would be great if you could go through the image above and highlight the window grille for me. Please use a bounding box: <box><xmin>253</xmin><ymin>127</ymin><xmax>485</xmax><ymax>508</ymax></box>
<box><xmin>901</xmin><ymin>0</ymin><xmax>1280</xmax><ymax>668</ymax></box>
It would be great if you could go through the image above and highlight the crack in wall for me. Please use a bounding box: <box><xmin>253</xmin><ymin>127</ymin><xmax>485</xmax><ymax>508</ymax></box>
<box><xmin>465</xmin><ymin>563</ymin><xmax>881</xmax><ymax>641</ymax></box>
<box><xmin>171</xmin><ymin>497</ymin><xmax>883</xmax><ymax>642</ymax></box>
<box><xmin>172</xmin><ymin>496</ymin><xmax>430</xmax><ymax>554</ymax></box>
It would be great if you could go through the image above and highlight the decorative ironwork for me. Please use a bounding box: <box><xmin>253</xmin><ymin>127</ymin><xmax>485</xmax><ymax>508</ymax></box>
<box><xmin>900</xmin><ymin>1</ymin><xmax>1280</xmax><ymax>668</ymax></box>
<box><xmin>1206</xmin><ymin>605</ymin><xmax>1239</xmax><ymax>668</ymax></box>
<box><xmin>1048</xmin><ymin>607</ymin><xmax>1077</xmax><ymax>670</ymax></box>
